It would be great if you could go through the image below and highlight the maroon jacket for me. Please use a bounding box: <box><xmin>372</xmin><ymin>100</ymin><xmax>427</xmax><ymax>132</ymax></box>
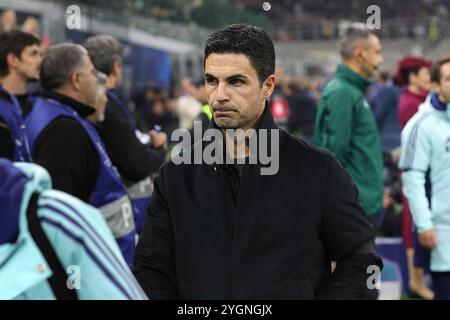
<box><xmin>397</xmin><ymin>89</ymin><xmax>428</xmax><ymax>129</ymax></box>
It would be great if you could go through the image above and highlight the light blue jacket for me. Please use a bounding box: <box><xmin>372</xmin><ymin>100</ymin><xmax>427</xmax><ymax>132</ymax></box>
<box><xmin>0</xmin><ymin>161</ymin><xmax>147</xmax><ymax>299</ymax></box>
<box><xmin>399</xmin><ymin>94</ymin><xmax>450</xmax><ymax>271</ymax></box>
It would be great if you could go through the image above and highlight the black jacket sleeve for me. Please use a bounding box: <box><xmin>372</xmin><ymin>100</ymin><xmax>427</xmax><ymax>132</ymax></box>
<box><xmin>134</xmin><ymin>166</ymin><xmax>177</xmax><ymax>299</ymax></box>
<box><xmin>318</xmin><ymin>154</ymin><xmax>383</xmax><ymax>299</ymax></box>
<box><xmin>33</xmin><ymin>117</ymin><xmax>99</xmax><ymax>202</ymax></box>
<box><xmin>96</xmin><ymin>99</ymin><xmax>165</xmax><ymax>182</ymax></box>
<box><xmin>0</xmin><ymin>117</ymin><xmax>14</xmax><ymax>159</ymax></box>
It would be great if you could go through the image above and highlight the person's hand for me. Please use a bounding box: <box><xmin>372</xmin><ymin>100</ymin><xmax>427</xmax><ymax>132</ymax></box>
<box><xmin>418</xmin><ymin>229</ymin><xmax>438</xmax><ymax>249</ymax></box>
<box><xmin>149</xmin><ymin>130</ymin><xmax>167</xmax><ymax>150</ymax></box>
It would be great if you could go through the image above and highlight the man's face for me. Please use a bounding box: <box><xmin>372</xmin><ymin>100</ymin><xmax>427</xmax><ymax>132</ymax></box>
<box><xmin>77</xmin><ymin>55</ymin><xmax>98</xmax><ymax>107</ymax></box>
<box><xmin>435</xmin><ymin>62</ymin><xmax>450</xmax><ymax>104</ymax></box>
<box><xmin>1</xmin><ymin>11</ymin><xmax>17</xmax><ymax>31</ymax></box>
<box><xmin>13</xmin><ymin>44</ymin><xmax>42</xmax><ymax>81</ymax></box>
<box><xmin>114</xmin><ymin>59</ymin><xmax>123</xmax><ymax>86</ymax></box>
<box><xmin>92</xmin><ymin>85</ymin><xmax>107</xmax><ymax>122</ymax></box>
<box><xmin>414</xmin><ymin>67</ymin><xmax>431</xmax><ymax>92</ymax></box>
<box><xmin>205</xmin><ymin>53</ymin><xmax>275</xmax><ymax>130</ymax></box>
<box><xmin>360</xmin><ymin>34</ymin><xmax>383</xmax><ymax>78</ymax></box>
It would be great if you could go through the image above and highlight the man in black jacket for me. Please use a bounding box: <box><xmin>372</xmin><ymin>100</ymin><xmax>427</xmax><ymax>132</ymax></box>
<box><xmin>83</xmin><ymin>35</ymin><xmax>167</xmax><ymax>233</ymax></box>
<box><xmin>83</xmin><ymin>35</ymin><xmax>166</xmax><ymax>181</ymax></box>
<box><xmin>134</xmin><ymin>24</ymin><xmax>383</xmax><ymax>299</ymax></box>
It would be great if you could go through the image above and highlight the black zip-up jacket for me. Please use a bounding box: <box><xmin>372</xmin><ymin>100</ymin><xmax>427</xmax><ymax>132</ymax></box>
<box><xmin>134</xmin><ymin>106</ymin><xmax>383</xmax><ymax>299</ymax></box>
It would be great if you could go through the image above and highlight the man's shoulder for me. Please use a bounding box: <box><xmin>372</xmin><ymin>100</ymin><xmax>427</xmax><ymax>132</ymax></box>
<box><xmin>402</xmin><ymin>108</ymin><xmax>435</xmax><ymax>137</ymax></box>
<box><xmin>39</xmin><ymin>116</ymin><xmax>88</xmax><ymax>141</ymax></box>
<box><xmin>106</xmin><ymin>96</ymin><xmax>127</xmax><ymax>116</ymax></box>
<box><xmin>33</xmin><ymin>116</ymin><xmax>95</xmax><ymax>158</ymax></box>
<box><xmin>320</xmin><ymin>78</ymin><xmax>360</xmax><ymax>109</ymax></box>
<box><xmin>281</xmin><ymin>130</ymin><xmax>332</xmax><ymax>164</ymax></box>
<box><xmin>323</xmin><ymin>76</ymin><xmax>359</xmax><ymax>96</ymax></box>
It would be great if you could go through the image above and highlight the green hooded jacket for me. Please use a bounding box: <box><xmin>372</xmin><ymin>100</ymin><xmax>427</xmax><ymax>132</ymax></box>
<box><xmin>315</xmin><ymin>64</ymin><xmax>383</xmax><ymax>216</ymax></box>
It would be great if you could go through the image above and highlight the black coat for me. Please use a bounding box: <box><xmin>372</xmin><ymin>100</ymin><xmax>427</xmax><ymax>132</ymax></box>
<box><xmin>94</xmin><ymin>92</ymin><xmax>165</xmax><ymax>182</ymax></box>
<box><xmin>134</xmin><ymin>106</ymin><xmax>382</xmax><ymax>299</ymax></box>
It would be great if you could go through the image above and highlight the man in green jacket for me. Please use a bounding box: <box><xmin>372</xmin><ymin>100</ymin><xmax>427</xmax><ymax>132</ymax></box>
<box><xmin>315</xmin><ymin>23</ymin><xmax>384</xmax><ymax>225</ymax></box>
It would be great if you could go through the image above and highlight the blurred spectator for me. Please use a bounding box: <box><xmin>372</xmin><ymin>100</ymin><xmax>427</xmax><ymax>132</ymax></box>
<box><xmin>287</xmin><ymin>78</ymin><xmax>317</xmax><ymax>142</ymax></box>
<box><xmin>314</xmin><ymin>23</ymin><xmax>384</xmax><ymax>225</ymax></box>
<box><xmin>25</xmin><ymin>44</ymin><xmax>137</xmax><ymax>268</ymax></box>
<box><xmin>0</xmin><ymin>30</ymin><xmax>42</xmax><ymax>161</ymax></box>
<box><xmin>22</xmin><ymin>16</ymin><xmax>51</xmax><ymax>51</ymax></box>
<box><xmin>397</xmin><ymin>57</ymin><xmax>432</xmax><ymax>129</ymax></box>
<box><xmin>0</xmin><ymin>9</ymin><xmax>17</xmax><ymax>32</ymax></box>
<box><xmin>379</xmin><ymin>151</ymin><xmax>403</xmax><ymax>237</ymax></box>
<box><xmin>134</xmin><ymin>86</ymin><xmax>176</xmax><ymax>133</ymax></box>
<box><xmin>368</xmin><ymin>71</ymin><xmax>390</xmax><ymax>107</ymax></box>
<box><xmin>371</xmin><ymin>71</ymin><xmax>402</xmax><ymax>151</ymax></box>
<box><xmin>191</xmin><ymin>78</ymin><xmax>211</xmax><ymax>133</ymax></box>
<box><xmin>22</xmin><ymin>16</ymin><xmax>39</xmax><ymax>36</ymax></box>
<box><xmin>176</xmin><ymin>78</ymin><xmax>202</xmax><ymax>130</ymax></box>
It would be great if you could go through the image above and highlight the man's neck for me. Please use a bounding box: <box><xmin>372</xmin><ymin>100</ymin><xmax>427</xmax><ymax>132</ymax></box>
<box><xmin>53</xmin><ymin>87</ymin><xmax>82</xmax><ymax>104</ymax></box>
<box><xmin>223</xmin><ymin>131</ymin><xmax>249</xmax><ymax>159</ymax></box>
<box><xmin>106</xmin><ymin>76</ymin><xmax>117</xmax><ymax>90</ymax></box>
<box><xmin>408</xmin><ymin>84</ymin><xmax>420</xmax><ymax>95</ymax></box>
<box><xmin>343</xmin><ymin>60</ymin><xmax>366</xmax><ymax>79</ymax></box>
<box><xmin>438</xmin><ymin>94</ymin><xmax>448</xmax><ymax>105</ymax></box>
<box><xmin>2</xmin><ymin>73</ymin><xmax>28</xmax><ymax>95</ymax></box>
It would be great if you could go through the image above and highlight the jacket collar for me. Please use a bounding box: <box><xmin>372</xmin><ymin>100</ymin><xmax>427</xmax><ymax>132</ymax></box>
<box><xmin>206</xmin><ymin>102</ymin><xmax>278</xmax><ymax>172</ymax></box>
<box><xmin>0</xmin><ymin>85</ymin><xmax>11</xmax><ymax>102</ymax></box>
<box><xmin>404</xmin><ymin>88</ymin><xmax>429</xmax><ymax>101</ymax></box>
<box><xmin>430</xmin><ymin>92</ymin><xmax>447</xmax><ymax>111</ymax></box>
<box><xmin>420</xmin><ymin>92</ymin><xmax>450</xmax><ymax>120</ymax></box>
<box><xmin>335</xmin><ymin>64</ymin><xmax>372</xmax><ymax>92</ymax></box>
<box><xmin>40</xmin><ymin>90</ymin><xmax>96</xmax><ymax>118</ymax></box>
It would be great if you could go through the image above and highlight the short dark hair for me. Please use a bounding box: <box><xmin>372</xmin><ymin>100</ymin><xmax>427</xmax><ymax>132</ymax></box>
<box><xmin>40</xmin><ymin>43</ymin><xmax>87</xmax><ymax>90</ymax></box>
<box><xmin>401</xmin><ymin>66</ymin><xmax>423</xmax><ymax>85</ymax></box>
<box><xmin>83</xmin><ymin>34</ymin><xmax>123</xmax><ymax>75</ymax></box>
<box><xmin>204</xmin><ymin>24</ymin><xmax>275</xmax><ymax>85</ymax></box>
<box><xmin>431</xmin><ymin>57</ymin><xmax>450</xmax><ymax>83</ymax></box>
<box><xmin>0</xmin><ymin>30</ymin><xmax>41</xmax><ymax>76</ymax></box>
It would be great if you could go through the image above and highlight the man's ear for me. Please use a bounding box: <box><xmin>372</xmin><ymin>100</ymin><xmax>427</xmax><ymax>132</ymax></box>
<box><xmin>263</xmin><ymin>74</ymin><xmax>276</xmax><ymax>99</ymax></box>
<box><xmin>6</xmin><ymin>52</ymin><xmax>19</xmax><ymax>71</ymax></box>
<box><xmin>353</xmin><ymin>46</ymin><xmax>364</xmax><ymax>61</ymax></box>
<box><xmin>432</xmin><ymin>81</ymin><xmax>441</xmax><ymax>94</ymax></box>
<box><xmin>70</xmin><ymin>71</ymin><xmax>81</xmax><ymax>91</ymax></box>
<box><xmin>112</xmin><ymin>60</ymin><xmax>121</xmax><ymax>77</ymax></box>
